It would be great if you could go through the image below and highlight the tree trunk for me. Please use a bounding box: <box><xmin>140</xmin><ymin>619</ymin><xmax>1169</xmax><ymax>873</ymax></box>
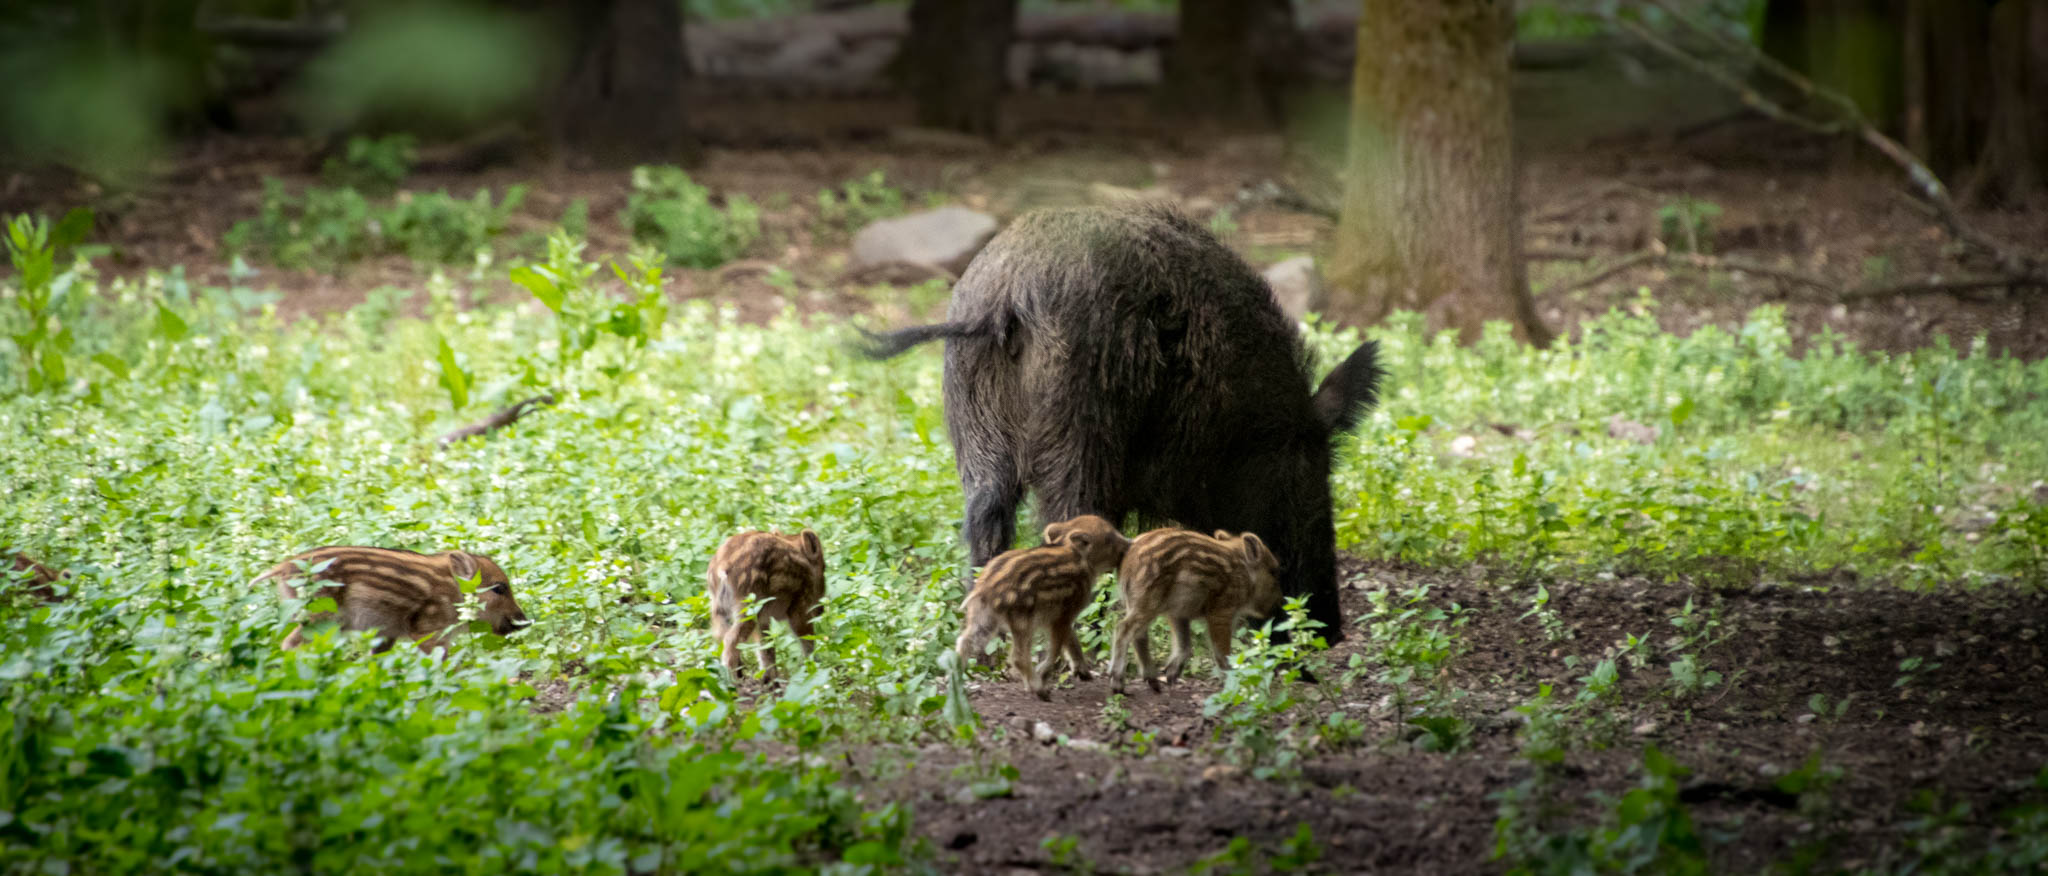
<box><xmin>902</xmin><ymin>0</ymin><xmax>1017</xmax><ymax>136</ymax></box>
<box><xmin>1960</xmin><ymin>0</ymin><xmax>2048</xmax><ymax>203</ymax></box>
<box><xmin>1327</xmin><ymin>0</ymin><xmax>1550</xmax><ymax>346</ymax></box>
<box><xmin>547</xmin><ymin>0</ymin><xmax>691</xmax><ymax>167</ymax></box>
<box><xmin>1159</xmin><ymin>0</ymin><xmax>1293</xmax><ymax>128</ymax></box>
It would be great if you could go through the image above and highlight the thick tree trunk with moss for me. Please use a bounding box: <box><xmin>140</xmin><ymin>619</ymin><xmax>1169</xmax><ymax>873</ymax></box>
<box><xmin>1327</xmin><ymin>0</ymin><xmax>1549</xmax><ymax>345</ymax></box>
<box><xmin>1160</xmin><ymin>0</ymin><xmax>1299</xmax><ymax>128</ymax></box>
<box><xmin>547</xmin><ymin>0</ymin><xmax>692</xmax><ymax>166</ymax></box>
<box><xmin>902</xmin><ymin>0</ymin><xmax>1017</xmax><ymax>136</ymax></box>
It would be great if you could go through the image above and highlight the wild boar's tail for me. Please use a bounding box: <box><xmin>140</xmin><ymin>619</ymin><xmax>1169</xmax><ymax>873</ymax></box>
<box><xmin>854</xmin><ymin>321</ymin><xmax>989</xmax><ymax>360</ymax></box>
<box><xmin>1311</xmin><ymin>339</ymin><xmax>1387</xmax><ymax>436</ymax></box>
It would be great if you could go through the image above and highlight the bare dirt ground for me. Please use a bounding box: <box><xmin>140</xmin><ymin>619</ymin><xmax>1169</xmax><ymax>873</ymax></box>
<box><xmin>853</xmin><ymin>560</ymin><xmax>2048</xmax><ymax>873</ymax></box>
<box><xmin>5</xmin><ymin>60</ymin><xmax>2047</xmax><ymax>873</ymax></box>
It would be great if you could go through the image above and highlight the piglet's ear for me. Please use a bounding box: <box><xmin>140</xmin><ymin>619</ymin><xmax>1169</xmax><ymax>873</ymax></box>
<box><xmin>1042</xmin><ymin>522</ymin><xmax>1068</xmax><ymax>545</ymax></box>
<box><xmin>1212</xmin><ymin>529</ymin><xmax>1233</xmax><ymax>541</ymax></box>
<box><xmin>799</xmin><ymin>530</ymin><xmax>823</xmax><ymax>561</ymax></box>
<box><xmin>1239</xmin><ymin>534</ymin><xmax>1271</xmax><ymax>569</ymax></box>
<box><xmin>447</xmin><ymin>551</ymin><xmax>480</xmax><ymax>582</ymax></box>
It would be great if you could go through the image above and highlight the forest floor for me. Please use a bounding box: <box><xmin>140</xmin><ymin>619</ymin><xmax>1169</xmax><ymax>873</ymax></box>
<box><xmin>6</xmin><ymin>71</ymin><xmax>2048</xmax><ymax>873</ymax></box>
<box><xmin>7</xmin><ymin>82</ymin><xmax>2045</xmax><ymax>360</ymax></box>
<box><xmin>853</xmin><ymin>559</ymin><xmax>2047</xmax><ymax>873</ymax></box>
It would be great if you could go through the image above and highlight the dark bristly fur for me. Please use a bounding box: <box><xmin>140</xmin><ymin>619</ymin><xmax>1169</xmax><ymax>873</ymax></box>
<box><xmin>955</xmin><ymin>515</ymin><xmax>1130</xmax><ymax>701</ymax></box>
<box><xmin>1108</xmin><ymin>528</ymin><xmax>1283</xmax><ymax>694</ymax></box>
<box><xmin>706</xmin><ymin>530</ymin><xmax>826</xmax><ymax>681</ymax></box>
<box><xmin>861</xmin><ymin>204</ymin><xmax>1384</xmax><ymax>642</ymax></box>
<box><xmin>258</xmin><ymin>546</ymin><xmax>530</xmax><ymax>653</ymax></box>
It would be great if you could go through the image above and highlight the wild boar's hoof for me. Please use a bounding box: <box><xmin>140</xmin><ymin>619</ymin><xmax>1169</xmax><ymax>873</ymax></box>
<box><xmin>1034</xmin><ymin>687</ymin><xmax>1053</xmax><ymax>703</ymax></box>
<box><xmin>1146</xmin><ymin>677</ymin><xmax>1164</xmax><ymax>694</ymax></box>
<box><xmin>1072</xmin><ymin>668</ymin><xmax>1092</xmax><ymax>681</ymax></box>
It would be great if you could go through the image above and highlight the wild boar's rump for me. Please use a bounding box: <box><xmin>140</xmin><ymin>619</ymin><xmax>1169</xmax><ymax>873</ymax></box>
<box><xmin>861</xmin><ymin>203</ymin><xmax>1384</xmax><ymax>642</ymax></box>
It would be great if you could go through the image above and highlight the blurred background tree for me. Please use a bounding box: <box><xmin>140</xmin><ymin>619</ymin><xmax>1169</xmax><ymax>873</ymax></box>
<box><xmin>1760</xmin><ymin>0</ymin><xmax>2047</xmax><ymax>205</ymax></box>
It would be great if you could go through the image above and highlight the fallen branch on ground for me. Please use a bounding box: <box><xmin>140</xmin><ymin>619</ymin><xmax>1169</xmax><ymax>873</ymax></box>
<box><xmin>1619</xmin><ymin>2</ymin><xmax>2044</xmax><ymax>281</ymax></box>
<box><xmin>1544</xmin><ymin>249</ymin><xmax>1662</xmax><ymax>295</ymax></box>
<box><xmin>438</xmin><ymin>394</ymin><xmax>557</xmax><ymax>446</ymax></box>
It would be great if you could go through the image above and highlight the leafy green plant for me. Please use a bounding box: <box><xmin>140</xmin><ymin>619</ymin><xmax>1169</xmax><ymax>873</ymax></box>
<box><xmin>1657</xmin><ymin>196</ymin><xmax>1723</xmax><ymax>254</ymax></box>
<box><xmin>816</xmin><ymin>169</ymin><xmax>906</xmax><ymax>234</ymax></box>
<box><xmin>3</xmin><ymin>209</ymin><xmax>100</xmax><ymax>394</ymax></box>
<box><xmin>224</xmin><ymin>179</ymin><xmax>523</xmax><ymax>270</ymax></box>
<box><xmin>1201</xmin><ymin>596</ymin><xmax>1326</xmax><ymax>777</ymax></box>
<box><xmin>1358</xmin><ymin>584</ymin><xmax>1467</xmax><ymax>718</ymax></box>
<box><xmin>1494</xmin><ymin>747</ymin><xmax>1710</xmax><ymax>875</ymax></box>
<box><xmin>1041</xmin><ymin>832</ymin><xmax>1093</xmax><ymax>874</ymax></box>
<box><xmin>622</xmin><ymin>165</ymin><xmax>761</xmax><ymax>268</ymax></box>
<box><xmin>382</xmin><ymin>186</ymin><xmax>527</xmax><ymax>264</ymax></box>
<box><xmin>225</xmin><ymin>179</ymin><xmax>374</xmax><ymax>270</ymax></box>
<box><xmin>321</xmin><ymin>133</ymin><xmax>417</xmax><ymax>194</ymax></box>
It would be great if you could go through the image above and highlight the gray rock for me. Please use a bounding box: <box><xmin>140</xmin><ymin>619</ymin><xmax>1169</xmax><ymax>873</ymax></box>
<box><xmin>1261</xmin><ymin>255</ymin><xmax>1328</xmax><ymax>322</ymax></box>
<box><xmin>851</xmin><ymin>207</ymin><xmax>1000</xmax><ymax>275</ymax></box>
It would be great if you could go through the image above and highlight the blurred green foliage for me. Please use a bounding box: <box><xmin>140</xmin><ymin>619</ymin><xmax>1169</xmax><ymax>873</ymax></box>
<box><xmin>292</xmin><ymin>3</ymin><xmax>549</xmax><ymax>137</ymax></box>
<box><xmin>322</xmin><ymin>133</ymin><xmax>418</xmax><ymax>195</ymax></box>
<box><xmin>623</xmin><ymin>165</ymin><xmax>762</xmax><ymax>268</ymax></box>
<box><xmin>224</xmin><ymin>179</ymin><xmax>526</xmax><ymax>271</ymax></box>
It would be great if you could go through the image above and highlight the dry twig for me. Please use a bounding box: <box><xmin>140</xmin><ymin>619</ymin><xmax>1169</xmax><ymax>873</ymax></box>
<box><xmin>1544</xmin><ymin>249</ymin><xmax>1663</xmax><ymax>295</ymax></box>
<box><xmin>438</xmin><ymin>394</ymin><xmax>557</xmax><ymax>446</ymax></box>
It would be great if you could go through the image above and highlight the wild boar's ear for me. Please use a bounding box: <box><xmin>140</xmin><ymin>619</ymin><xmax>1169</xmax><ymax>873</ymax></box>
<box><xmin>1311</xmin><ymin>340</ymin><xmax>1385</xmax><ymax>436</ymax></box>
<box><xmin>1042</xmin><ymin>522</ymin><xmax>1068</xmax><ymax>545</ymax></box>
<box><xmin>798</xmin><ymin>530</ymin><xmax>823</xmax><ymax>561</ymax></box>
<box><xmin>447</xmin><ymin>551</ymin><xmax>480</xmax><ymax>583</ymax></box>
<box><xmin>1212</xmin><ymin>530</ymin><xmax>1233</xmax><ymax>541</ymax></box>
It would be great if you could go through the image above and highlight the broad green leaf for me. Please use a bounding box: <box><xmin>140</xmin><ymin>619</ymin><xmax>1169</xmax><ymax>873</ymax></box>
<box><xmin>93</xmin><ymin>352</ymin><xmax>131</xmax><ymax>380</ymax></box>
<box><xmin>435</xmin><ymin>334</ymin><xmax>470</xmax><ymax>411</ymax></box>
<box><xmin>155</xmin><ymin>305</ymin><xmax>189</xmax><ymax>341</ymax></box>
<box><xmin>508</xmin><ymin>265</ymin><xmax>564</xmax><ymax>313</ymax></box>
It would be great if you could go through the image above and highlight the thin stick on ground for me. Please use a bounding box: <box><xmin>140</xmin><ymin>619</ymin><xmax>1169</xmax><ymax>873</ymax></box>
<box><xmin>1617</xmin><ymin>4</ymin><xmax>2044</xmax><ymax>280</ymax></box>
<box><xmin>1542</xmin><ymin>249</ymin><xmax>1662</xmax><ymax>295</ymax></box>
<box><xmin>438</xmin><ymin>394</ymin><xmax>557</xmax><ymax>445</ymax></box>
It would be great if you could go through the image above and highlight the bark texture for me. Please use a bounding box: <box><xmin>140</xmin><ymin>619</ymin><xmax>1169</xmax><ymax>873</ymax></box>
<box><xmin>546</xmin><ymin>0</ymin><xmax>692</xmax><ymax>166</ymax></box>
<box><xmin>902</xmin><ymin>0</ymin><xmax>1018</xmax><ymax>136</ymax></box>
<box><xmin>1327</xmin><ymin>0</ymin><xmax>1549</xmax><ymax>345</ymax></box>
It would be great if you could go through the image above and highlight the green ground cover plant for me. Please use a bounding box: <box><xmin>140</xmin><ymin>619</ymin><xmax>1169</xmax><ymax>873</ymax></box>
<box><xmin>623</xmin><ymin>165</ymin><xmax>762</xmax><ymax>269</ymax></box>
<box><xmin>225</xmin><ymin>178</ymin><xmax>526</xmax><ymax>271</ymax></box>
<box><xmin>4</xmin><ymin>215</ymin><xmax>2044</xmax><ymax>869</ymax></box>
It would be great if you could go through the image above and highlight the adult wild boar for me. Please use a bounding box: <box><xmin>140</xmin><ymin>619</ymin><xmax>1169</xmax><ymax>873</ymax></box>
<box><xmin>862</xmin><ymin>204</ymin><xmax>1383</xmax><ymax>641</ymax></box>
